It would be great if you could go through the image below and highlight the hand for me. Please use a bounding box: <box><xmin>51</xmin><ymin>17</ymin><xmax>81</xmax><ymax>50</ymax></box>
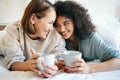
<box><xmin>25</xmin><ymin>48</ymin><xmax>44</xmax><ymax>77</ymax></box>
<box><xmin>41</xmin><ymin>65</ymin><xmax>58</xmax><ymax>78</ymax></box>
<box><xmin>63</xmin><ymin>58</ymin><xmax>90</xmax><ymax>74</ymax></box>
<box><xmin>56</xmin><ymin>60</ymin><xmax>65</xmax><ymax>69</ymax></box>
<box><xmin>28</xmin><ymin>48</ymin><xmax>58</xmax><ymax>78</ymax></box>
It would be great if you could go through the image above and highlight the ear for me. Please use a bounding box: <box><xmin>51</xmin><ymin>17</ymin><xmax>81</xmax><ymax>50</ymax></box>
<box><xmin>30</xmin><ymin>13</ymin><xmax>36</xmax><ymax>24</ymax></box>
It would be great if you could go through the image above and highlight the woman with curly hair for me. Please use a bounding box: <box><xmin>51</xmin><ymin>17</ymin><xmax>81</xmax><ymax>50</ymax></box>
<box><xmin>54</xmin><ymin>0</ymin><xmax>120</xmax><ymax>74</ymax></box>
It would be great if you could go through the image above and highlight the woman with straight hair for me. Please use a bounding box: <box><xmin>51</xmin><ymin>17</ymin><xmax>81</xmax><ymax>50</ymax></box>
<box><xmin>1</xmin><ymin>0</ymin><xmax>66</xmax><ymax>78</ymax></box>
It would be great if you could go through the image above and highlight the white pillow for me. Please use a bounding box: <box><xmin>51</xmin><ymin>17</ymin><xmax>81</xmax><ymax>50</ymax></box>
<box><xmin>92</xmin><ymin>15</ymin><xmax>120</xmax><ymax>51</ymax></box>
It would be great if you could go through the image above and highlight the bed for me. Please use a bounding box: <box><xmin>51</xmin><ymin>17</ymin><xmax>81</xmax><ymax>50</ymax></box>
<box><xmin>0</xmin><ymin>55</ymin><xmax>120</xmax><ymax>80</ymax></box>
<box><xmin>0</xmin><ymin>15</ymin><xmax>120</xmax><ymax>80</ymax></box>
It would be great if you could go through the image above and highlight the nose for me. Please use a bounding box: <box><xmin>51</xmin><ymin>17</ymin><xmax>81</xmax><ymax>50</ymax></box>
<box><xmin>60</xmin><ymin>26</ymin><xmax>65</xmax><ymax>32</ymax></box>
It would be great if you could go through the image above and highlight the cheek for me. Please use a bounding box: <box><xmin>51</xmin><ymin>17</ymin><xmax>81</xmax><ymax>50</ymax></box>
<box><xmin>56</xmin><ymin>28</ymin><xmax>61</xmax><ymax>33</ymax></box>
<box><xmin>69</xmin><ymin>25</ymin><xmax>74</xmax><ymax>32</ymax></box>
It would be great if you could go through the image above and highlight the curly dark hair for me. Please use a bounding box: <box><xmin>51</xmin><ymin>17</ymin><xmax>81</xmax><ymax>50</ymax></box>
<box><xmin>54</xmin><ymin>0</ymin><xmax>96</xmax><ymax>39</ymax></box>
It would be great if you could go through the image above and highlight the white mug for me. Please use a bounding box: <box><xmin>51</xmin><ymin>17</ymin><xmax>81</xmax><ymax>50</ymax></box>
<box><xmin>37</xmin><ymin>53</ymin><xmax>55</xmax><ymax>71</ymax></box>
<box><xmin>62</xmin><ymin>51</ymin><xmax>82</xmax><ymax>67</ymax></box>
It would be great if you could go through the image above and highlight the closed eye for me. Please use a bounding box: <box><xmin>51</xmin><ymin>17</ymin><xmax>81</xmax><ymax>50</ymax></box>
<box><xmin>48</xmin><ymin>21</ymin><xmax>54</xmax><ymax>24</ymax></box>
<box><xmin>54</xmin><ymin>23</ymin><xmax>60</xmax><ymax>27</ymax></box>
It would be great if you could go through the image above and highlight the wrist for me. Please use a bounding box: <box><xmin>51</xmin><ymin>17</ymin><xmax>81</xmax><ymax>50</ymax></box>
<box><xmin>24</xmin><ymin>61</ymin><xmax>32</xmax><ymax>71</ymax></box>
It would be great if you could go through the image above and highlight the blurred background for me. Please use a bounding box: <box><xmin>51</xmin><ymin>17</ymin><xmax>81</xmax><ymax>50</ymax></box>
<box><xmin>0</xmin><ymin>0</ymin><xmax>120</xmax><ymax>25</ymax></box>
<box><xmin>0</xmin><ymin>0</ymin><xmax>120</xmax><ymax>50</ymax></box>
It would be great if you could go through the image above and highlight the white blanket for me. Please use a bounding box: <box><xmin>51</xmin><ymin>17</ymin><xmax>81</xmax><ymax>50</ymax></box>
<box><xmin>0</xmin><ymin>56</ymin><xmax>120</xmax><ymax>80</ymax></box>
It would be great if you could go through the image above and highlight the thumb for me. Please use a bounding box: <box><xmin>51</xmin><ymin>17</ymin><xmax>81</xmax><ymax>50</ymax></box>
<box><xmin>30</xmin><ymin>48</ymin><xmax>36</xmax><ymax>54</ymax></box>
<box><xmin>29</xmin><ymin>48</ymin><xmax>40</xmax><ymax>59</ymax></box>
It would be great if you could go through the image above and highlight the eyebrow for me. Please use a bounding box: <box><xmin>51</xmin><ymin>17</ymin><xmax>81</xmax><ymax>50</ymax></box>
<box><xmin>64</xmin><ymin>19</ymin><xmax>70</xmax><ymax>23</ymax></box>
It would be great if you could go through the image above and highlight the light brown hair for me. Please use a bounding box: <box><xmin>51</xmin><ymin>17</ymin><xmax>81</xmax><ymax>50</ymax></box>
<box><xmin>21</xmin><ymin>0</ymin><xmax>54</xmax><ymax>34</ymax></box>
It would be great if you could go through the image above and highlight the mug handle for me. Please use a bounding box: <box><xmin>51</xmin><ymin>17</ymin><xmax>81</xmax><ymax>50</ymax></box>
<box><xmin>37</xmin><ymin>57</ymin><xmax>45</xmax><ymax>71</ymax></box>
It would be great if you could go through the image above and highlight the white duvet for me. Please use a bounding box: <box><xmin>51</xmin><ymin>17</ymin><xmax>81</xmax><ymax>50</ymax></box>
<box><xmin>0</xmin><ymin>15</ymin><xmax>120</xmax><ymax>79</ymax></box>
<box><xmin>0</xmin><ymin>56</ymin><xmax>120</xmax><ymax>80</ymax></box>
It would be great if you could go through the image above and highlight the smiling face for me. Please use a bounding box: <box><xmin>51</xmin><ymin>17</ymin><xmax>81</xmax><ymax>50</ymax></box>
<box><xmin>29</xmin><ymin>8</ymin><xmax>56</xmax><ymax>40</ymax></box>
<box><xmin>55</xmin><ymin>16</ymin><xmax>74</xmax><ymax>40</ymax></box>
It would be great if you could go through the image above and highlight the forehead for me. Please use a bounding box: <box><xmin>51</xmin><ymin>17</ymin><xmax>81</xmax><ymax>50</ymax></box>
<box><xmin>43</xmin><ymin>8</ymin><xmax>56</xmax><ymax>20</ymax></box>
<box><xmin>56</xmin><ymin>16</ymin><xmax>72</xmax><ymax>23</ymax></box>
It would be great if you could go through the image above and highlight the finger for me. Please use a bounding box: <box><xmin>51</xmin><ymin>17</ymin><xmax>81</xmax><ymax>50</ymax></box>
<box><xmin>42</xmin><ymin>72</ymin><xmax>52</xmax><ymax>78</ymax></box>
<box><xmin>39</xmin><ymin>73</ymin><xmax>45</xmax><ymax>78</ymax></box>
<box><xmin>71</xmin><ymin>62</ymin><xmax>84</xmax><ymax>67</ymax></box>
<box><xmin>32</xmin><ymin>68</ymin><xmax>41</xmax><ymax>75</ymax></box>
<box><xmin>59</xmin><ymin>61</ymin><xmax>65</xmax><ymax>65</ymax></box>
<box><xmin>64</xmin><ymin>68</ymin><xmax>71</xmax><ymax>73</ymax></box>
<box><xmin>30</xmin><ymin>54</ymin><xmax>40</xmax><ymax>59</ymax></box>
<box><xmin>47</xmin><ymin>65</ymin><xmax>58</xmax><ymax>71</ymax></box>
<box><xmin>68</xmin><ymin>67</ymin><xmax>83</xmax><ymax>73</ymax></box>
<box><xmin>41</xmin><ymin>59</ymin><xmax>46</xmax><ymax>67</ymax></box>
<box><xmin>74</xmin><ymin>58</ymin><xmax>85</xmax><ymax>63</ymax></box>
<box><xmin>60</xmin><ymin>60</ymin><xmax>64</xmax><ymax>64</ymax></box>
<box><xmin>63</xmin><ymin>66</ymin><xmax>69</xmax><ymax>70</ymax></box>
<box><xmin>44</xmin><ymin>67</ymin><xmax>56</xmax><ymax>75</ymax></box>
<box><xmin>44</xmin><ymin>65</ymin><xmax>58</xmax><ymax>76</ymax></box>
<box><xmin>30</xmin><ymin>48</ymin><xmax>36</xmax><ymax>54</ymax></box>
<box><xmin>71</xmin><ymin>58</ymin><xmax>86</xmax><ymax>67</ymax></box>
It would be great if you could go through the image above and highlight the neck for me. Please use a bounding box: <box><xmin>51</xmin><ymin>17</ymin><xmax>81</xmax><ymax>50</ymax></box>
<box><xmin>69</xmin><ymin>34</ymin><xmax>75</xmax><ymax>42</ymax></box>
<box><xmin>69</xmin><ymin>35</ymin><xmax>79</xmax><ymax>50</ymax></box>
<box><xmin>27</xmin><ymin>33</ymin><xmax>40</xmax><ymax>40</ymax></box>
<box><xmin>69</xmin><ymin>34</ymin><xmax>78</xmax><ymax>42</ymax></box>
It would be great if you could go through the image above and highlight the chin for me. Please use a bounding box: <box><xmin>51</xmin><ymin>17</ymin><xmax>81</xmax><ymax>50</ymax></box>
<box><xmin>63</xmin><ymin>36</ymin><xmax>69</xmax><ymax>39</ymax></box>
<box><xmin>41</xmin><ymin>36</ymin><xmax>47</xmax><ymax>40</ymax></box>
<box><xmin>62</xmin><ymin>34</ymin><xmax>70</xmax><ymax>39</ymax></box>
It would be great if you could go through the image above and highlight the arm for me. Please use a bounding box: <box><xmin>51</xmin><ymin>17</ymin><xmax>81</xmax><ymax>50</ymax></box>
<box><xmin>11</xmin><ymin>48</ymin><xmax>58</xmax><ymax>78</ymax></box>
<box><xmin>10</xmin><ymin>62</ymin><xmax>30</xmax><ymax>71</ymax></box>
<box><xmin>1</xmin><ymin>28</ymin><xmax>43</xmax><ymax>76</ymax></box>
<box><xmin>10</xmin><ymin>48</ymin><xmax>41</xmax><ymax>74</ymax></box>
<box><xmin>64</xmin><ymin>58</ymin><xmax>120</xmax><ymax>74</ymax></box>
<box><xmin>89</xmin><ymin>58</ymin><xmax>120</xmax><ymax>73</ymax></box>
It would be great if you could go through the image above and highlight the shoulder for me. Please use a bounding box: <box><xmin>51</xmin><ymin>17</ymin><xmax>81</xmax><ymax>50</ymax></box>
<box><xmin>87</xmin><ymin>33</ymin><xmax>103</xmax><ymax>41</ymax></box>
<box><xmin>82</xmin><ymin>33</ymin><xmax>103</xmax><ymax>42</ymax></box>
<box><xmin>50</xmin><ymin>28</ymin><xmax>64</xmax><ymax>40</ymax></box>
<box><xmin>3</xmin><ymin>20</ymin><xmax>21</xmax><ymax>39</ymax></box>
<box><xmin>5</xmin><ymin>20</ymin><xmax>21</xmax><ymax>32</ymax></box>
<box><xmin>81</xmin><ymin>33</ymin><xmax>105</xmax><ymax>45</ymax></box>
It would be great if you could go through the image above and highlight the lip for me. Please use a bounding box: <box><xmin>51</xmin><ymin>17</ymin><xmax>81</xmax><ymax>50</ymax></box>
<box><xmin>45</xmin><ymin>32</ymin><xmax>49</xmax><ymax>36</ymax></box>
<box><xmin>61</xmin><ymin>32</ymin><xmax>68</xmax><ymax>37</ymax></box>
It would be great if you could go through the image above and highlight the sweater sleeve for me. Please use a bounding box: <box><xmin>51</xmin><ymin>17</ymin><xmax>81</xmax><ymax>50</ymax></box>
<box><xmin>1</xmin><ymin>23</ymin><xmax>25</xmax><ymax>69</ymax></box>
<box><xmin>91</xmin><ymin>34</ymin><xmax>120</xmax><ymax>62</ymax></box>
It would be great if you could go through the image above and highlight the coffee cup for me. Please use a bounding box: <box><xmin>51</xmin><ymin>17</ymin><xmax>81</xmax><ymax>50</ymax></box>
<box><xmin>37</xmin><ymin>53</ymin><xmax>55</xmax><ymax>71</ymax></box>
<box><xmin>62</xmin><ymin>51</ymin><xmax>82</xmax><ymax>67</ymax></box>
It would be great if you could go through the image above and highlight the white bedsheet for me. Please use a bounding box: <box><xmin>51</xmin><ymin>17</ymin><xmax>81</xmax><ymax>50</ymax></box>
<box><xmin>0</xmin><ymin>56</ymin><xmax>120</xmax><ymax>80</ymax></box>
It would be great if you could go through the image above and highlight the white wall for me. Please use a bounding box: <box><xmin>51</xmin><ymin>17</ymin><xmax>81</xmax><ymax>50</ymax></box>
<box><xmin>111</xmin><ymin>0</ymin><xmax>120</xmax><ymax>20</ymax></box>
<box><xmin>0</xmin><ymin>0</ymin><xmax>30</xmax><ymax>25</ymax></box>
<box><xmin>77</xmin><ymin>0</ymin><xmax>111</xmax><ymax>17</ymax></box>
<box><xmin>0</xmin><ymin>0</ymin><xmax>56</xmax><ymax>25</ymax></box>
<box><xmin>0</xmin><ymin>0</ymin><xmax>118</xmax><ymax>25</ymax></box>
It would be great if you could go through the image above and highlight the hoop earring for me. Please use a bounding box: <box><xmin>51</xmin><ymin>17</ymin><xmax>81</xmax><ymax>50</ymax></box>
<box><xmin>29</xmin><ymin>23</ymin><xmax>36</xmax><ymax>34</ymax></box>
